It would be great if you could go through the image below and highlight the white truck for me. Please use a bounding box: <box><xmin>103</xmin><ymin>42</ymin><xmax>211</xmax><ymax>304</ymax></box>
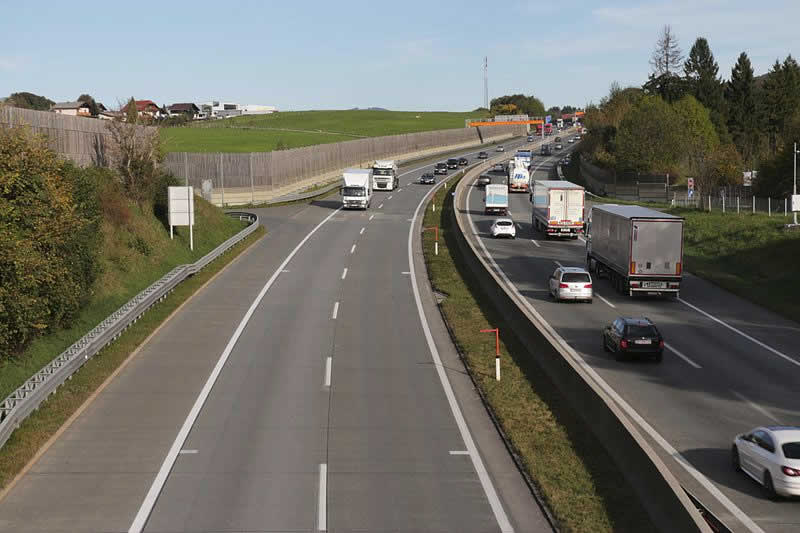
<box><xmin>508</xmin><ymin>150</ymin><xmax>532</xmax><ymax>192</ymax></box>
<box><xmin>530</xmin><ymin>180</ymin><xmax>585</xmax><ymax>238</ymax></box>
<box><xmin>484</xmin><ymin>184</ymin><xmax>509</xmax><ymax>215</ymax></box>
<box><xmin>372</xmin><ymin>160</ymin><xmax>398</xmax><ymax>191</ymax></box>
<box><xmin>586</xmin><ymin>204</ymin><xmax>684</xmax><ymax>296</ymax></box>
<box><xmin>340</xmin><ymin>169</ymin><xmax>372</xmax><ymax>210</ymax></box>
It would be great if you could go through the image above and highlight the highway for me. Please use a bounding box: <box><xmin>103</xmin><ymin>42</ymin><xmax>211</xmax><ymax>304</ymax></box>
<box><xmin>462</xmin><ymin>142</ymin><xmax>800</xmax><ymax>533</ymax></box>
<box><xmin>0</xmin><ymin>140</ymin><xmax>551</xmax><ymax>532</ymax></box>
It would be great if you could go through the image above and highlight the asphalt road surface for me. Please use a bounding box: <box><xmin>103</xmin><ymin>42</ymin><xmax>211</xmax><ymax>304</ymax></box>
<box><xmin>0</xmin><ymin>139</ymin><xmax>555</xmax><ymax>533</ymax></box>
<box><xmin>462</xmin><ymin>143</ymin><xmax>800</xmax><ymax>533</ymax></box>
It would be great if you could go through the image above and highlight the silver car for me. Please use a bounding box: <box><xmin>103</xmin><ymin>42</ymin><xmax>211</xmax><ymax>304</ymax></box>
<box><xmin>733</xmin><ymin>426</ymin><xmax>800</xmax><ymax>498</ymax></box>
<box><xmin>549</xmin><ymin>267</ymin><xmax>593</xmax><ymax>302</ymax></box>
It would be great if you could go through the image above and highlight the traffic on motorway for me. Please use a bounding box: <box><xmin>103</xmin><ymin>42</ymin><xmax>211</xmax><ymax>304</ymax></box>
<box><xmin>462</xmin><ymin>127</ymin><xmax>800</xmax><ymax>532</ymax></box>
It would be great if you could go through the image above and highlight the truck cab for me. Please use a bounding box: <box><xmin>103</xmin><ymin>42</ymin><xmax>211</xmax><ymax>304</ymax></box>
<box><xmin>341</xmin><ymin>169</ymin><xmax>372</xmax><ymax>210</ymax></box>
<box><xmin>372</xmin><ymin>160</ymin><xmax>398</xmax><ymax>191</ymax></box>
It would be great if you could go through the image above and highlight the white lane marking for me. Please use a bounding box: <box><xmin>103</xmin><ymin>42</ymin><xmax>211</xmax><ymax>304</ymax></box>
<box><xmin>464</xmin><ymin>181</ymin><xmax>764</xmax><ymax>533</ymax></box>
<box><xmin>530</xmin><ymin>239</ymin><xmax>540</xmax><ymax>248</ymax></box>
<box><xmin>178</xmin><ymin>449</ymin><xmax>198</xmax><ymax>455</ymax></box>
<box><xmin>397</xmin><ymin>188</ymin><xmax>402</xmax><ymax>192</ymax></box>
<box><xmin>730</xmin><ymin>390</ymin><xmax>780</xmax><ymax>423</ymax></box>
<box><xmin>281</xmin><ymin>269</ymin><xmax>290</xmax><ymax>273</ymax></box>
<box><xmin>128</xmin><ymin>206</ymin><xmax>343</xmax><ymax>533</ymax></box>
<box><xmin>595</xmin><ymin>293</ymin><xmax>616</xmax><ymax>308</ymax></box>
<box><xmin>350</xmin><ymin>244</ymin><xmax>356</xmax><ymax>254</ymax></box>
<box><xmin>449</xmin><ymin>450</ymin><xmax>470</xmax><ymax>455</ymax></box>
<box><xmin>341</xmin><ymin>268</ymin><xmax>348</xmax><ymax>280</ymax></box>
<box><xmin>516</xmin><ymin>223</ymin><xmax>522</xmax><ymax>229</ymax></box>
<box><xmin>388</xmin><ymin>195</ymin><xmax>393</xmax><ymax>200</ymax></box>
<box><xmin>408</xmin><ymin>177</ymin><xmax>513</xmax><ymax>532</ymax></box>
<box><xmin>407</xmin><ymin>218</ymin><xmax>414</xmax><ymax>222</ymax></box>
<box><xmin>578</xmin><ymin>236</ymin><xmax>586</xmax><ymax>243</ymax></box>
<box><xmin>665</xmin><ymin>343</ymin><xmax>702</xmax><ymax>369</ymax></box>
<box><xmin>359</xmin><ymin>227</ymin><xmax>365</xmax><ymax>235</ymax></box>
<box><xmin>318</xmin><ymin>463</ymin><xmax>327</xmax><ymax>531</ymax></box>
<box><xmin>678</xmin><ymin>297</ymin><xmax>800</xmax><ymax>369</ymax></box>
<box><xmin>369</xmin><ymin>214</ymin><xmax>375</xmax><ymax>221</ymax></box>
<box><xmin>378</xmin><ymin>203</ymin><xmax>384</xmax><ymax>209</ymax></box>
<box><xmin>324</xmin><ymin>357</ymin><xmax>332</xmax><ymax>388</ymax></box>
<box><xmin>331</xmin><ymin>301</ymin><xmax>339</xmax><ymax>320</ymax></box>
<box><xmin>553</xmin><ymin>260</ymin><xmax>563</xmax><ymax>268</ymax></box>
<box><xmin>401</xmin><ymin>271</ymin><xmax>411</xmax><ymax>275</ymax></box>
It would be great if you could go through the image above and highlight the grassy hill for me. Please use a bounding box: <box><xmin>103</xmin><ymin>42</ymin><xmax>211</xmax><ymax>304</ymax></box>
<box><xmin>161</xmin><ymin>109</ymin><xmax>489</xmax><ymax>152</ymax></box>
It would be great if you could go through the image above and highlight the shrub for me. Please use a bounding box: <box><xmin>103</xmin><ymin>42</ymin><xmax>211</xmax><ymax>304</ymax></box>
<box><xmin>0</xmin><ymin>127</ymin><xmax>102</xmax><ymax>356</ymax></box>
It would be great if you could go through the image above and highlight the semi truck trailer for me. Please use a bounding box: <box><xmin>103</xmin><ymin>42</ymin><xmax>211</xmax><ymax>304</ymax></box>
<box><xmin>585</xmin><ymin>204</ymin><xmax>684</xmax><ymax>296</ymax></box>
<box><xmin>530</xmin><ymin>180</ymin><xmax>585</xmax><ymax>238</ymax></box>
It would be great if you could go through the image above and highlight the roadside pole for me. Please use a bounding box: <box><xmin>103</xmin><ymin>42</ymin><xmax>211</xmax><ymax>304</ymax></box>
<box><xmin>480</xmin><ymin>328</ymin><xmax>501</xmax><ymax>381</ymax></box>
<box><xmin>423</xmin><ymin>226</ymin><xmax>439</xmax><ymax>256</ymax></box>
<box><xmin>794</xmin><ymin>142</ymin><xmax>798</xmax><ymax>226</ymax></box>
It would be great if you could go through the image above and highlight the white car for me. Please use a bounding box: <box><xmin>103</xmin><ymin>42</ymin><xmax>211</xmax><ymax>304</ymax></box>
<box><xmin>732</xmin><ymin>426</ymin><xmax>800</xmax><ymax>498</ymax></box>
<box><xmin>496</xmin><ymin>145</ymin><xmax>505</xmax><ymax>152</ymax></box>
<box><xmin>549</xmin><ymin>267</ymin><xmax>593</xmax><ymax>302</ymax></box>
<box><xmin>490</xmin><ymin>218</ymin><xmax>516</xmax><ymax>239</ymax></box>
<box><xmin>568</xmin><ymin>138</ymin><xmax>575</xmax><ymax>143</ymax></box>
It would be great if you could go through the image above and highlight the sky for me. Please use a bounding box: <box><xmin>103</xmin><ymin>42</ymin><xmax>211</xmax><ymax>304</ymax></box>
<box><xmin>1</xmin><ymin>0</ymin><xmax>798</xmax><ymax>112</ymax></box>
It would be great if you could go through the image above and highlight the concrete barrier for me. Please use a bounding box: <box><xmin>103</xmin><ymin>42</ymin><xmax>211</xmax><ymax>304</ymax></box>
<box><xmin>451</xmin><ymin>161</ymin><xmax>711</xmax><ymax>533</ymax></box>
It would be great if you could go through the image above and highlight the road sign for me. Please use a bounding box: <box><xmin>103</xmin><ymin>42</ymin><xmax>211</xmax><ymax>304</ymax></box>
<box><xmin>168</xmin><ymin>186</ymin><xmax>195</xmax><ymax>250</ymax></box>
<box><xmin>545</xmin><ymin>115</ymin><xmax>552</xmax><ymax>124</ymax></box>
<box><xmin>792</xmin><ymin>194</ymin><xmax>800</xmax><ymax>212</ymax></box>
<box><xmin>687</xmin><ymin>178</ymin><xmax>695</xmax><ymax>199</ymax></box>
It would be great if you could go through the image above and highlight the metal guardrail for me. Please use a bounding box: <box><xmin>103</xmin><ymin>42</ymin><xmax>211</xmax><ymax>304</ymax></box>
<box><xmin>0</xmin><ymin>212</ymin><xmax>259</xmax><ymax>451</ymax></box>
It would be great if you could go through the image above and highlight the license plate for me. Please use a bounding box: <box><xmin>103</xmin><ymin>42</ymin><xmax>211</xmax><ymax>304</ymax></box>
<box><xmin>560</xmin><ymin>228</ymin><xmax>570</xmax><ymax>232</ymax></box>
<box><xmin>642</xmin><ymin>281</ymin><xmax>666</xmax><ymax>289</ymax></box>
<box><xmin>634</xmin><ymin>339</ymin><xmax>652</xmax><ymax>345</ymax></box>
<box><xmin>570</xmin><ymin>289</ymin><xmax>581</xmax><ymax>292</ymax></box>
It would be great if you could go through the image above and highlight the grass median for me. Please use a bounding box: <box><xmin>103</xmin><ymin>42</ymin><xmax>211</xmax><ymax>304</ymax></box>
<box><xmin>421</xmin><ymin>177</ymin><xmax>655</xmax><ymax>532</ymax></box>
<box><xmin>0</xmin><ymin>225</ymin><xmax>265</xmax><ymax>493</ymax></box>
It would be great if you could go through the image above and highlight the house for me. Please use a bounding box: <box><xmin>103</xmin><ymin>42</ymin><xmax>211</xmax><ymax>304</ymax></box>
<box><xmin>198</xmin><ymin>101</ymin><xmax>277</xmax><ymax>119</ymax></box>
<box><xmin>51</xmin><ymin>101</ymin><xmax>92</xmax><ymax>116</ymax></box>
<box><xmin>167</xmin><ymin>103</ymin><xmax>202</xmax><ymax>119</ymax></box>
<box><xmin>122</xmin><ymin>99</ymin><xmax>162</xmax><ymax>119</ymax></box>
<box><xmin>97</xmin><ymin>110</ymin><xmax>123</xmax><ymax>121</ymax></box>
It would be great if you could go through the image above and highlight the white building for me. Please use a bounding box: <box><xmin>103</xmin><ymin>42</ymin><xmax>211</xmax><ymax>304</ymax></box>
<box><xmin>200</xmin><ymin>101</ymin><xmax>277</xmax><ymax>119</ymax></box>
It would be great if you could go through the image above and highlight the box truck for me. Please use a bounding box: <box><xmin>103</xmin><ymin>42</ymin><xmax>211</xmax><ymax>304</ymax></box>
<box><xmin>372</xmin><ymin>160</ymin><xmax>398</xmax><ymax>191</ymax></box>
<box><xmin>530</xmin><ymin>180</ymin><xmax>585</xmax><ymax>238</ymax></box>
<box><xmin>484</xmin><ymin>184</ymin><xmax>509</xmax><ymax>215</ymax></box>
<box><xmin>340</xmin><ymin>169</ymin><xmax>372</xmax><ymax>209</ymax></box>
<box><xmin>585</xmin><ymin>204</ymin><xmax>684</xmax><ymax>296</ymax></box>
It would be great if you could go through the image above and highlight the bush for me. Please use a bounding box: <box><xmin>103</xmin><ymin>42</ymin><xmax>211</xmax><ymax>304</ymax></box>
<box><xmin>0</xmin><ymin>127</ymin><xmax>102</xmax><ymax>356</ymax></box>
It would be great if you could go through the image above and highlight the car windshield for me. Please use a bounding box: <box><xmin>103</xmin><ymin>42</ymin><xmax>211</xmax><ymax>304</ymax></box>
<box><xmin>342</xmin><ymin>187</ymin><xmax>365</xmax><ymax>197</ymax></box>
<box><xmin>436</xmin><ymin>163</ymin><xmax>447</xmax><ymax>168</ymax></box>
<box><xmin>448</xmin><ymin>159</ymin><xmax>458</xmax><ymax>164</ymax></box>
<box><xmin>562</xmin><ymin>273</ymin><xmax>590</xmax><ymax>283</ymax></box>
<box><xmin>373</xmin><ymin>168</ymin><xmax>393</xmax><ymax>176</ymax></box>
<box><xmin>496</xmin><ymin>221</ymin><xmax>513</xmax><ymax>226</ymax></box>
<box><xmin>626</xmin><ymin>324</ymin><xmax>658</xmax><ymax>337</ymax></box>
<box><xmin>783</xmin><ymin>442</ymin><xmax>800</xmax><ymax>459</ymax></box>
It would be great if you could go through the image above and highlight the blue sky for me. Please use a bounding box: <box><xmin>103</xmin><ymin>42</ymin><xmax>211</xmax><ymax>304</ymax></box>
<box><xmin>1</xmin><ymin>0</ymin><xmax>797</xmax><ymax>112</ymax></box>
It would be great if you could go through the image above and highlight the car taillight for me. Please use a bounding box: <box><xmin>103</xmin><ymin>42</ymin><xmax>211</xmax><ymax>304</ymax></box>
<box><xmin>659</xmin><ymin>340</ymin><xmax>664</xmax><ymax>349</ymax></box>
<box><xmin>584</xmin><ymin>283</ymin><xmax>592</xmax><ymax>288</ymax></box>
<box><xmin>782</xmin><ymin>466</ymin><xmax>800</xmax><ymax>477</ymax></box>
<box><xmin>559</xmin><ymin>283</ymin><xmax>568</xmax><ymax>288</ymax></box>
<box><xmin>620</xmin><ymin>340</ymin><xmax>628</xmax><ymax>349</ymax></box>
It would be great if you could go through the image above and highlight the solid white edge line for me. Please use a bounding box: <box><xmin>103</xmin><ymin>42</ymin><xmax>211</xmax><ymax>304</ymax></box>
<box><xmin>128</xmin><ymin>207</ymin><xmax>343</xmax><ymax>533</ymax></box>
<box><xmin>318</xmin><ymin>463</ymin><xmax>327</xmax><ymax>531</ymax></box>
<box><xmin>324</xmin><ymin>357</ymin><xmax>332</xmax><ymax>388</ymax></box>
<box><xmin>595</xmin><ymin>293</ymin><xmax>616</xmax><ymax>309</ymax></box>
<box><xmin>665</xmin><ymin>343</ymin><xmax>702</xmax><ymax>369</ymax></box>
<box><xmin>408</xmin><ymin>175</ymin><xmax>514</xmax><ymax>533</ymax></box>
<box><xmin>464</xmin><ymin>182</ymin><xmax>765</xmax><ymax>533</ymax></box>
<box><xmin>678</xmin><ymin>297</ymin><xmax>800</xmax><ymax>369</ymax></box>
<box><xmin>331</xmin><ymin>301</ymin><xmax>339</xmax><ymax>320</ymax></box>
<box><xmin>341</xmin><ymin>268</ymin><xmax>348</xmax><ymax>280</ymax></box>
<box><xmin>730</xmin><ymin>390</ymin><xmax>780</xmax><ymax>423</ymax></box>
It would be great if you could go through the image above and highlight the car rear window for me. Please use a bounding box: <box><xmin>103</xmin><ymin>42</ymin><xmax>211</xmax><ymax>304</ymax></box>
<box><xmin>561</xmin><ymin>273</ymin><xmax>590</xmax><ymax>283</ymax></box>
<box><xmin>496</xmin><ymin>220</ymin><xmax>513</xmax><ymax>226</ymax></box>
<box><xmin>783</xmin><ymin>442</ymin><xmax>800</xmax><ymax>459</ymax></box>
<box><xmin>626</xmin><ymin>324</ymin><xmax>658</xmax><ymax>337</ymax></box>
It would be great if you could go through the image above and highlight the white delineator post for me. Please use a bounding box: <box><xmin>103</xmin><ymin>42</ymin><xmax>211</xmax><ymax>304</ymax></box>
<box><xmin>794</xmin><ymin>142</ymin><xmax>798</xmax><ymax>226</ymax></box>
<box><xmin>737</xmin><ymin>196</ymin><xmax>740</xmax><ymax>214</ymax></box>
<box><xmin>753</xmin><ymin>196</ymin><xmax>755</xmax><ymax>214</ymax></box>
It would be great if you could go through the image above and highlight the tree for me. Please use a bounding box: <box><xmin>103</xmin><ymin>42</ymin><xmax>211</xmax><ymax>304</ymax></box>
<box><xmin>683</xmin><ymin>37</ymin><xmax>726</xmax><ymax>131</ymax></box>
<box><xmin>761</xmin><ymin>55</ymin><xmax>800</xmax><ymax>154</ymax></box>
<box><xmin>650</xmin><ymin>25</ymin><xmax>683</xmax><ymax>76</ymax></box>
<box><xmin>672</xmin><ymin>95</ymin><xmax>719</xmax><ymax>180</ymax></box>
<box><xmin>490</xmin><ymin>94</ymin><xmax>545</xmax><ymax>117</ymax></box>
<box><xmin>77</xmin><ymin>93</ymin><xmax>100</xmax><ymax>116</ymax></box>
<box><xmin>615</xmin><ymin>95</ymin><xmax>683</xmax><ymax>173</ymax></box>
<box><xmin>561</xmin><ymin>105</ymin><xmax>576</xmax><ymax>115</ymax></box>
<box><xmin>726</xmin><ymin>52</ymin><xmax>762</xmax><ymax>167</ymax></box>
<box><xmin>7</xmin><ymin>91</ymin><xmax>54</xmax><ymax>110</ymax></box>
<box><xmin>643</xmin><ymin>72</ymin><xmax>686</xmax><ymax>103</ymax></box>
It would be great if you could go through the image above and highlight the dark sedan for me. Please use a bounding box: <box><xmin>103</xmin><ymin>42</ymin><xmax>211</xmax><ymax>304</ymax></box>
<box><xmin>434</xmin><ymin>162</ymin><xmax>448</xmax><ymax>175</ymax></box>
<box><xmin>419</xmin><ymin>172</ymin><xmax>436</xmax><ymax>184</ymax></box>
<box><xmin>447</xmin><ymin>158</ymin><xmax>459</xmax><ymax>169</ymax></box>
<box><xmin>458</xmin><ymin>157</ymin><xmax>468</xmax><ymax>166</ymax></box>
<box><xmin>603</xmin><ymin>317</ymin><xmax>664</xmax><ymax>362</ymax></box>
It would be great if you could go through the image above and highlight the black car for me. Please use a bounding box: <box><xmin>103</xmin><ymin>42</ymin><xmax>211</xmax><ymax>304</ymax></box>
<box><xmin>541</xmin><ymin>144</ymin><xmax>552</xmax><ymax>156</ymax></box>
<box><xmin>458</xmin><ymin>157</ymin><xmax>468</xmax><ymax>166</ymax></box>
<box><xmin>603</xmin><ymin>317</ymin><xmax>664</xmax><ymax>362</ymax></box>
<box><xmin>476</xmin><ymin>173</ymin><xmax>491</xmax><ymax>187</ymax></box>
<box><xmin>434</xmin><ymin>162</ymin><xmax>448</xmax><ymax>175</ymax></box>
<box><xmin>447</xmin><ymin>158</ymin><xmax>459</xmax><ymax>169</ymax></box>
<box><xmin>478</xmin><ymin>151</ymin><xmax>488</xmax><ymax>159</ymax></box>
<box><xmin>419</xmin><ymin>172</ymin><xmax>436</xmax><ymax>184</ymax></box>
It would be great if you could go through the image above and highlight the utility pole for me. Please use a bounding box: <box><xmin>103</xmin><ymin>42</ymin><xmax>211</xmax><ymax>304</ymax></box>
<box><xmin>794</xmin><ymin>142</ymin><xmax>798</xmax><ymax>226</ymax></box>
<box><xmin>483</xmin><ymin>56</ymin><xmax>488</xmax><ymax>110</ymax></box>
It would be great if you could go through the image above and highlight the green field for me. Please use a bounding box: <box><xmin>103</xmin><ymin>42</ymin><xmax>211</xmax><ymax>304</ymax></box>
<box><xmin>161</xmin><ymin>109</ymin><xmax>488</xmax><ymax>152</ymax></box>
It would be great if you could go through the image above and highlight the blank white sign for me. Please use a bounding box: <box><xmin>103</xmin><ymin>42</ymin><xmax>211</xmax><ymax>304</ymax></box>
<box><xmin>168</xmin><ymin>186</ymin><xmax>195</xmax><ymax>226</ymax></box>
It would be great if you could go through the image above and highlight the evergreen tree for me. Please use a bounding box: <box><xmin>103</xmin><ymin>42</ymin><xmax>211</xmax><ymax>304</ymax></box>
<box><xmin>726</xmin><ymin>52</ymin><xmax>761</xmax><ymax>166</ymax></box>
<box><xmin>684</xmin><ymin>38</ymin><xmax>725</xmax><ymax>119</ymax></box>
<box><xmin>762</xmin><ymin>55</ymin><xmax>800</xmax><ymax>154</ymax></box>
